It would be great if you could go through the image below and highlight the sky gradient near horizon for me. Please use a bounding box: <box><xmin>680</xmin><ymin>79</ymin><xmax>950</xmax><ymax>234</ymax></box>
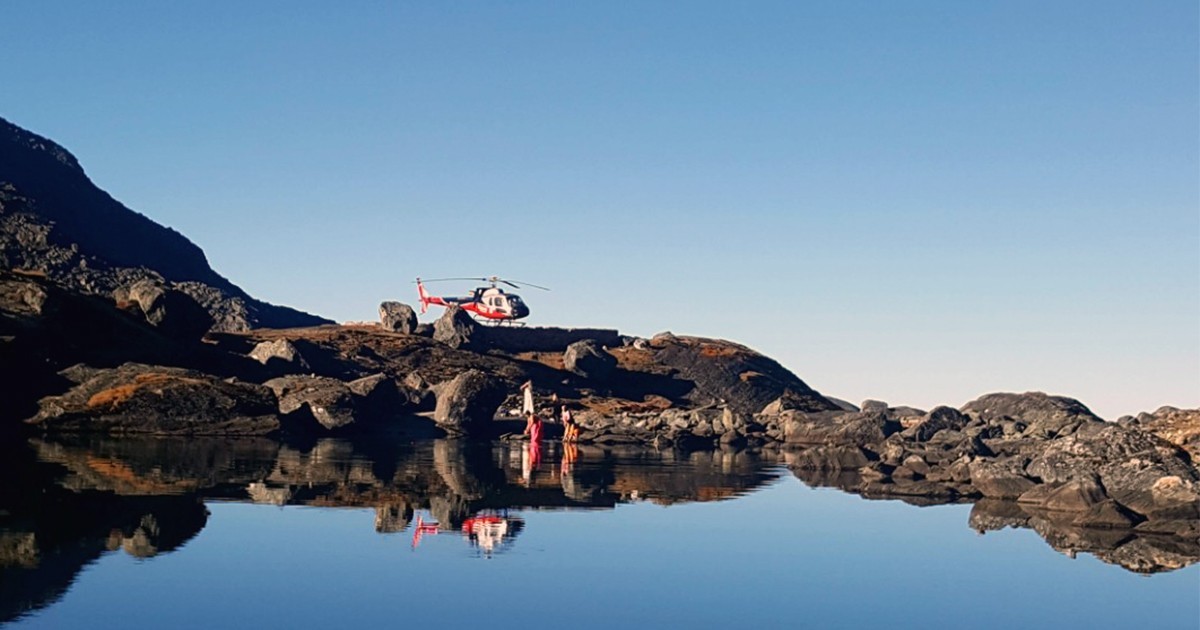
<box><xmin>3</xmin><ymin>1</ymin><xmax>1197</xmax><ymax>419</ymax></box>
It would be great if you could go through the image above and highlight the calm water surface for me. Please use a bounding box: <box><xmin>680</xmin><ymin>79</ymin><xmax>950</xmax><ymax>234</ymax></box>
<box><xmin>1</xmin><ymin>436</ymin><xmax>1196</xmax><ymax>629</ymax></box>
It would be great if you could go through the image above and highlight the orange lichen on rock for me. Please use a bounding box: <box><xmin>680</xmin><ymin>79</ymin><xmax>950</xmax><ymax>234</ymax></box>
<box><xmin>86</xmin><ymin>373</ymin><xmax>206</xmax><ymax>410</ymax></box>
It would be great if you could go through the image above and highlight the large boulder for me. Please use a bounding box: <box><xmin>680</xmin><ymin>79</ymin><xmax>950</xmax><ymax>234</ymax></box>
<box><xmin>115</xmin><ymin>279</ymin><xmax>214</xmax><ymax>340</ymax></box>
<box><xmin>829</xmin><ymin>410</ymin><xmax>902</xmax><ymax>446</ymax></box>
<box><xmin>264</xmin><ymin>375</ymin><xmax>357</xmax><ymax>431</ymax></box>
<box><xmin>432</xmin><ymin>369</ymin><xmax>508</xmax><ymax>434</ymax></box>
<box><xmin>961</xmin><ymin>392</ymin><xmax>1102</xmax><ymax>439</ymax></box>
<box><xmin>379</xmin><ymin>301</ymin><xmax>418</xmax><ymax>334</ymax></box>
<box><xmin>1129</xmin><ymin>406</ymin><xmax>1200</xmax><ymax>461</ymax></box>
<box><xmin>1025</xmin><ymin>422</ymin><xmax>1199</xmax><ymax>522</ymax></box>
<box><xmin>433</xmin><ymin>306</ymin><xmax>479</xmax><ymax>350</ymax></box>
<box><xmin>905</xmin><ymin>406</ymin><xmax>969</xmax><ymax>442</ymax></box>
<box><xmin>248</xmin><ymin>338</ymin><xmax>310</xmax><ymax>373</ymax></box>
<box><xmin>28</xmin><ymin>363</ymin><xmax>279</xmax><ymax>435</ymax></box>
<box><xmin>346</xmin><ymin>373</ymin><xmax>406</xmax><ymax>419</ymax></box>
<box><xmin>967</xmin><ymin>457</ymin><xmax>1037</xmax><ymax>498</ymax></box>
<box><xmin>563</xmin><ymin>339</ymin><xmax>617</xmax><ymax>381</ymax></box>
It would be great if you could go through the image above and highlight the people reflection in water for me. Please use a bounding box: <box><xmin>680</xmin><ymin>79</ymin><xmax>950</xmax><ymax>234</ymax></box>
<box><xmin>521</xmin><ymin>440</ymin><xmax>542</xmax><ymax>486</ymax></box>
<box><xmin>560</xmin><ymin>441</ymin><xmax>578</xmax><ymax>477</ymax></box>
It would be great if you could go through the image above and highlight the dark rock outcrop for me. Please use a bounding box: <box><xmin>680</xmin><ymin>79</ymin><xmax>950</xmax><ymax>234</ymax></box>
<box><xmin>27</xmin><ymin>363</ymin><xmax>279</xmax><ymax>435</ymax></box>
<box><xmin>640</xmin><ymin>335</ymin><xmax>838</xmax><ymax>416</ymax></box>
<box><xmin>961</xmin><ymin>392</ymin><xmax>1102</xmax><ymax>439</ymax></box>
<box><xmin>563</xmin><ymin>339</ymin><xmax>617</xmax><ymax>381</ymax></box>
<box><xmin>379</xmin><ymin>301</ymin><xmax>417</xmax><ymax>334</ymax></box>
<box><xmin>1024</xmin><ymin>422</ymin><xmax>1199</xmax><ymax>522</ymax></box>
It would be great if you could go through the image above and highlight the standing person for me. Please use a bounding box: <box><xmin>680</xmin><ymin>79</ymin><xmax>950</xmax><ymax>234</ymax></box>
<box><xmin>523</xmin><ymin>411</ymin><xmax>543</xmax><ymax>442</ymax></box>
<box><xmin>520</xmin><ymin>380</ymin><xmax>534</xmax><ymax>417</ymax></box>
<box><xmin>561</xmin><ymin>404</ymin><xmax>578</xmax><ymax>443</ymax></box>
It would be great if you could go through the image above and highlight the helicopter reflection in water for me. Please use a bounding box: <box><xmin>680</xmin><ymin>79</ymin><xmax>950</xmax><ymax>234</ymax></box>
<box><xmin>410</xmin><ymin>510</ymin><xmax>525</xmax><ymax>557</ymax></box>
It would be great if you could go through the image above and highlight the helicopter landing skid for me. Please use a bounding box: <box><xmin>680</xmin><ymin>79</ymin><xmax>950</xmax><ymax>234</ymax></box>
<box><xmin>471</xmin><ymin>316</ymin><xmax>525</xmax><ymax>327</ymax></box>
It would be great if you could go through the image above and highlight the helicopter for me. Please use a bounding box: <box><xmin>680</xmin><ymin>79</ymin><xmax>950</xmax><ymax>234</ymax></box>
<box><xmin>415</xmin><ymin>276</ymin><xmax>550</xmax><ymax>324</ymax></box>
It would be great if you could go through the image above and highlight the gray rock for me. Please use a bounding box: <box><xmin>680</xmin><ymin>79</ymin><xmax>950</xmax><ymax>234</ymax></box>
<box><xmin>1025</xmin><ymin>422</ymin><xmax>1199</xmax><ymax>521</ymax></box>
<box><xmin>906</xmin><ymin>406</ymin><xmax>969</xmax><ymax>442</ymax></box>
<box><xmin>968</xmin><ymin>457</ymin><xmax>1037</xmax><ymax>498</ymax></box>
<box><xmin>248</xmin><ymin>338</ymin><xmax>310</xmax><ymax>372</ymax></box>
<box><xmin>0</xmin><ymin>277</ymin><xmax>51</xmax><ymax>315</ymax></box>
<box><xmin>961</xmin><ymin>392</ymin><xmax>1103</xmax><ymax>439</ymax></box>
<box><xmin>379</xmin><ymin>301</ymin><xmax>417</xmax><ymax>334</ymax></box>
<box><xmin>432</xmin><ymin>369</ymin><xmax>507</xmax><ymax>434</ymax></box>
<box><xmin>347</xmin><ymin>373</ymin><xmax>406</xmax><ymax>419</ymax></box>
<box><xmin>401</xmin><ymin>372</ymin><xmax>436</xmax><ymax>410</ymax></box>
<box><xmin>563</xmin><ymin>339</ymin><xmax>617</xmax><ymax>381</ymax></box>
<box><xmin>433</xmin><ymin>306</ymin><xmax>478</xmax><ymax>350</ymax></box>
<box><xmin>861</xmin><ymin>400</ymin><xmax>889</xmax><ymax>412</ymax></box>
<box><xmin>264</xmin><ymin>375</ymin><xmax>358</xmax><ymax>430</ymax></box>
<box><xmin>831</xmin><ymin>410</ymin><xmax>901</xmax><ymax>446</ymax></box>
<box><xmin>117</xmin><ymin>279</ymin><xmax>213</xmax><ymax>340</ymax></box>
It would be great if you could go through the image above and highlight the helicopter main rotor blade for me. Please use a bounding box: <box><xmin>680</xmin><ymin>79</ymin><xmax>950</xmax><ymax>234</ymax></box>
<box><xmin>504</xmin><ymin>279</ymin><xmax>550</xmax><ymax>291</ymax></box>
<box><xmin>413</xmin><ymin>277</ymin><xmax>489</xmax><ymax>284</ymax></box>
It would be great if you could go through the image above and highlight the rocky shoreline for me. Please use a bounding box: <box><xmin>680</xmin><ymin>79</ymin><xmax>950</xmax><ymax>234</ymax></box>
<box><xmin>1</xmin><ymin>114</ymin><xmax>1197</xmax><ymax>569</ymax></box>
<box><xmin>5</xmin><ymin>266</ymin><xmax>1197</xmax><ymax>544</ymax></box>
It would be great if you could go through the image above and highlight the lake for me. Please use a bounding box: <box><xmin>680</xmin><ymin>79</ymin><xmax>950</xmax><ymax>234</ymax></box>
<box><xmin>2</xmin><ymin>435</ymin><xmax>1196</xmax><ymax>629</ymax></box>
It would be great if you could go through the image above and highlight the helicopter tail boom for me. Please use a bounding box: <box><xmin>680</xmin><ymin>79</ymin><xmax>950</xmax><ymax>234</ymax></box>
<box><xmin>416</xmin><ymin>279</ymin><xmax>431</xmax><ymax>314</ymax></box>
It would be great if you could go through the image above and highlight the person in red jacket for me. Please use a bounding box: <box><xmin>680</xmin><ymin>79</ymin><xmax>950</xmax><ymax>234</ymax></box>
<box><xmin>523</xmin><ymin>411</ymin><xmax>543</xmax><ymax>442</ymax></box>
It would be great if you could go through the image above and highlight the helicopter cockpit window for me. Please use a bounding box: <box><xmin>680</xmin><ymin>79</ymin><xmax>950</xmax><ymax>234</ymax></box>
<box><xmin>508</xmin><ymin>296</ymin><xmax>523</xmax><ymax>308</ymax></box>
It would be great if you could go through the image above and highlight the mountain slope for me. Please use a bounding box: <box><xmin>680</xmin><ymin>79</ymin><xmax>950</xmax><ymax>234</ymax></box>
<box><xmin>0</xmin><ymin>116</ymin><xmax>330</xmax><ymax>331</ymax></box>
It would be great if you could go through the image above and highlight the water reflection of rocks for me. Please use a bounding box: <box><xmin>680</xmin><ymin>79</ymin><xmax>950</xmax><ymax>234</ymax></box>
<box><xmin>2</xmin><ymin>437</ymin><xmax>1197</xmax><ymax>623</ymax></box>
<box><xmin>786</xmin><ymin>459</ymin><xmax>1200</xmax><ymax>575</ymax></box>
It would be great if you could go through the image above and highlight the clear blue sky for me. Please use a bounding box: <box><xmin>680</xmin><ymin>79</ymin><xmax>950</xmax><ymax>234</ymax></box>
<box><xmin>3</xmin><ymin>1</ymin><xmax>1197</xmax><ymax>419</ymax></box>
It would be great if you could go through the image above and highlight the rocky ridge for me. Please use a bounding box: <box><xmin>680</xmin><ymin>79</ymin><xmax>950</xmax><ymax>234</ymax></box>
<box><xmin>0</xmin><ymin>117</ymin><xmax>329</xmax><ymax>331</ymax></box>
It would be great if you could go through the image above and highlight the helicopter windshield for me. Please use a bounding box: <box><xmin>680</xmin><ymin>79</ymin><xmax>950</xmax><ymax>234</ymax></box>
<box><xmin>507</xmin><ymin>296</ymin><xmax>524</xmax><ymax>307</ymax></box>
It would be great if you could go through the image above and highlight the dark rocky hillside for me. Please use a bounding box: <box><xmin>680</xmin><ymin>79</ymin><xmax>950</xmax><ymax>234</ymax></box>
<box><xmin>0</xmin><ymin>116</ymin><xmax>329</xmax><ymax>331</ymax></box>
